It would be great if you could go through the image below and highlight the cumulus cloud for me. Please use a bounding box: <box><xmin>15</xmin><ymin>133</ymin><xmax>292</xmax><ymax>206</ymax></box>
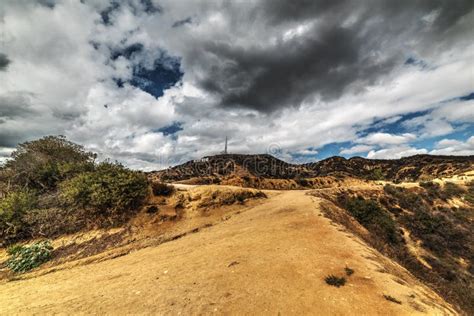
<box><xmin>294</xmin><ymin>148</ymin><xmax>319</xmax><ymax>156</ymax></box>
<box><xmin>367</xmin><ymin>146</ymin><xmax>428</xmax><ymax>159</ymax></box>
<box><xmin>429</xmin><ymin>136</ymin><xmax>474</xmax><ymax>155</ymax></box>
<box><xmin>358</xmin><ymin>133</ymin><xmax>417</xmax><ymax>145</ymax></box>
<box><xmin>402</xmin><ymin>99</ymin><xmax>474</xmax><ymax>137</ymax></box>
<box><xmin>340</xmin><ymin>145</ymin><xmax>374</xmax><ymax>155</ymax></box>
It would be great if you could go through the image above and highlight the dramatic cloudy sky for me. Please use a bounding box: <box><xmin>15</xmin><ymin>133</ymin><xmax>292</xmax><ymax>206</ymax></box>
<box><xmin>0</xmin><ymin>0</ymin><xmax>473</xmax><ymax>170</ymax></box>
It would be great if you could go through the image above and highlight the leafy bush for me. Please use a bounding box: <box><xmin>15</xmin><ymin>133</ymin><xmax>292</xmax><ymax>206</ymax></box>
<box><xmin>325</xmin><ymin>275</ymin><xmax>346</xmax><ymax>287</ymax></box>
<box><xmin>0</xmin><ymin>190</ymin><xmax>37</xmax><ymax>242</ymax></box>
<box><xmin>6</xmin><ymin>244</ymin><xmax>23</xmax><ymax>256</ymax></box>
<box><xmin>151</xmin><ymin>182</ymin><xmax>175</xmax><ymax>196</ymax></box>
<box><xmin>464</xmin><ymin>181</ymin><xmax>474</xmax><ymax>204</ymax></box>
<box><xmin>3</xmin><ymin>135</ymin><xmax>95</xmax><ymax>191</ymax></box>
<box><xmin>22</xmin><ymin>207</ymin><xmax>87</xmax><ymax>238</ymax></box>
<box><xmin>342</xmin><ymin>196</ymin><xmax>400</xmax><ymax>244</ymax></box>
<box><xmin>369</xmin><ymin>168</ymin><xmax>384</xmax><ymax>180</ymax></box>
<box><xmin>420</xmin><ymin>181</ymin><xmax>441</xmax><ymax>199</ymax></box>
<box><xmin>6</xmin><ymin>240</ymin><xmax>53</xmax><ymax>273</ymax></box>
<box><xmin>60</xmin><ymin>162</ymin><xmax>148</xmax><ymax>216</ymax></box>
<box><xmin>442</xmin><ymin>182</ymin><xmax>465</xmax><ymax>200</ymax></box>
<box><xmin>384</xmin><ymin>184</ymin><xmax>426</xmax><ymax>210</ymax></box>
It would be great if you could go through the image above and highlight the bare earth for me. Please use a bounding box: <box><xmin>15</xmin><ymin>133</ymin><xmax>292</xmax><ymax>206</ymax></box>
<box><xmin>0</xmin><ymin>190</ymin><xmax>456</xmax><ymax>315</ymax></box>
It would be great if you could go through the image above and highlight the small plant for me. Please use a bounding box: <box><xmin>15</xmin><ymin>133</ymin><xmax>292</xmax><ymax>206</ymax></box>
<box><xmin>235</xmin><ymin>194</ymin><xmax>246</xmax><ymax>203</ymax></box>
<box><xmin>325</xmin><ymin>275</ymin><xmax>346</xmax><ymax>287</ymax></box>
<box><xmin>383</xmin><ymin>294</ymin><xmax>402</xmax><ymax>304</ymax></box>
<box><xmin>151</xmin><ymin>182</ymin><xmax>175</xmax><ymax>196</ymax></box>
<box><xmin>6</xmin><ymin>244</ymin><xmax>23</xmax><ymax>256</ymax></box>
<box><xmin>6</xmin><ymin>240</ymin><xmax>53</xmax><ymax>273</ymax></box>
<box><xmin>345</xmin><ymin>267</ymin><xmax>354</xmax><ymax>276</ymax></box>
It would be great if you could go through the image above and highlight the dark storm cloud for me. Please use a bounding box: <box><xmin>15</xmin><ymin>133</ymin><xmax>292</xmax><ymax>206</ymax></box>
<box><xmin>172</xmin><ymin>17</ymin><xmax>192</xmax><ymax>28</ymax></box>
<box><xmin>0</xmin><ymin>93</ymin><xmax>38</xmax><ymax>147</ymax></box>
<box><xmin>201</xmin><ymin>25</ymin><xmax>397</xmax><ymax>112</ymax></box>
<box><xmin>193</xmin><ymin>0</ymin><xmax>474</xmax><ymax>112</ymax></box>
<box><xmin>0</xmin><ymin>93</ymin><xmax>35</xmax><ymax>119</ymax></box>
<box><xmin>36</xmin><ymin>0</ymin><xmax>55</xmax><ymax>9</ymax></box>
<box><xmin>0</xmin><ymin>53</ymin><xmax>10</xmax><ymax>71</ymax></box>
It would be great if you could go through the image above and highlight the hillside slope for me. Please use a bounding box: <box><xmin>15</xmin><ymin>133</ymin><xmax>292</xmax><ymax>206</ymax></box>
<box><xmin>151</xmin><ymin>154</ymin><xmax>473</xmax><ymax>184</ymax></box>
<box><xmin>0</xmin><ymin>189</ymin><xmax>455</xmax><ymax>315</ymax></box>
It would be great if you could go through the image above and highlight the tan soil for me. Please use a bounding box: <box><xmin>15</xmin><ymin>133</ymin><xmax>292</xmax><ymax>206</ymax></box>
<box><xmin>0</xmin><ymin>189</ymin><xmax>456</xmax><ymax>315</ymax></box>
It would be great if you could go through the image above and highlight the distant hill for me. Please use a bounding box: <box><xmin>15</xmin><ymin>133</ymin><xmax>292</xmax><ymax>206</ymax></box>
<box><xmin>150</xmin><ymin>154</ymin><xmax>474</xmax><ymax>183</ymax></box>
<box><xmin>306</xmin><ymin>154</ymin><xmax>474</xmax><ymax>181</ymax></box>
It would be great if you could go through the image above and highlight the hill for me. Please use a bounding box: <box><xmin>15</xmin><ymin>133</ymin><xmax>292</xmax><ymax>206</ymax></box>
<box><xmin>150</xmin><ymin>154</ymin><xmax>474</xmax><ymax>184</ymax></box>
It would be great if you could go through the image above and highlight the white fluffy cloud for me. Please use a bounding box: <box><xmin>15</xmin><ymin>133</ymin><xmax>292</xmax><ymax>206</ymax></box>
<box><xmin>429</xmin><ymin>136</ymin><xmax>474</xmax><ymax>156</ymax></box>
<box><xmin>367</xmin><ymin>146</ymin><xmax>428</xmax><ymax>159</ymax></box>
<box><xmin>358</xmin><ymin>133</ymin><xmax>417</xmax><ymax>145</ymax></box>
<box><xmin>340</xmin><ymin>145</ymin><xmax>374</xmax><ymax>155</ymax></box>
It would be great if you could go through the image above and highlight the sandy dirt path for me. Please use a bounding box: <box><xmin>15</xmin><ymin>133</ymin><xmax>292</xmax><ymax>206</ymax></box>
<box><xmin>0</xmin><ymin>190</ymin><xmax>456</xmax><ymax>315</ymax></box>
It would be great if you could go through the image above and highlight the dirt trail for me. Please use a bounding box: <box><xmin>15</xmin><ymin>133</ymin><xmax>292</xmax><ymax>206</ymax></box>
<box><xmin>0</xmin><ymin>190</ymin><xmax>456</xmax><ymax>315</ymax></box>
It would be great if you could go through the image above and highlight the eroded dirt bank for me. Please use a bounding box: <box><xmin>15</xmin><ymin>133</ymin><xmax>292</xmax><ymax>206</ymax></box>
<box><xmin>0</xmin><ymin>190</ymin><xmax>456</xmax><ymax>315</ymax></box>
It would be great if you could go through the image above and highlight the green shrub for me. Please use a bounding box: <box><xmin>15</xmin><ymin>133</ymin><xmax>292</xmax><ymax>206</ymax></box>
<box><xmin>442</xmin><ymin>182</ymin><xmax>465</xmax><ymax>199</ymax></box>
<box><xmin>0</xmin><ymin>190</ymin><xmax>37</xmax><ymax>242</ymax></box>
<box><xmin>6</xmin><ymin>240</ymin><xmax>53</xmax><ymax>273</ymax></box>
<box><xmin>6</xmin><ymin>244</ymin><xmax>23</xmax><ymax>256</ymax></box>
<box><xmin>420</xmin><ymin>181</ymin><xmax>441</xmax><ymax>199</ymax></box>
<box><xmin>369</xmin><ymin>168</ymin><xmax>384</xmax><ymax>180</ymax></box>
<box><xmin>60</xmin><ymin>162</ymin><xmax>148</xmax><ymax>216</ymax></box>
<box><xmin>420</xmin><ymin>181</ymin><xmax>465</xmax><ymax>201</ymax></box>
<box><xmin>343</xmin><ymin>196</ymin><xmax>400</xmax><ymax>244</ymax></box>
<box><xmin>325</xmin><ymin>275</ymin><xmax>346</xmax><ymax>287</ymax></box>
<box><xmin>384</xmin><ymin>184</ymin><xmax>426</xmax><ymax>210</ymax></box>
<box><xmin>151</xmin><ymin>182</ymin><xmax>175</xmax><ymax>196</ymax></box>
<box><xmin>3</xmin><ymin>135</ymin><xmax>95</xmax><ymax>191</ymax></box>
<box><xmin>464</xmin><ymin>182</ymin><xmax>474</xmax><ymax>204</ymax></box>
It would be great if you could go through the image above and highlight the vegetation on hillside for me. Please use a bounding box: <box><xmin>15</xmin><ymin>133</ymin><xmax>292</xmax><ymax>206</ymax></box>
<box><xmin>338</xmin><ymin>196</ymin><xmax>400</xmax><ymax>245</ymax></box>
<box><xmin>0</xmin><ymin>136</ymin><xmax>149</xmax><ymax>245</ymax></box>
<box><xmin>318</xmin><ymin>182</ymin><xmax>473</xmax><ymax>314</ymax></box>
<box><xmin>6</xmin><ymin>240</ymin><xmax>53</xmax><ymax>273</ymax></box>
<box><xmin>154</xmin><ymin>153</ymin><xmax>473</xmax><ymax>184</ymax></box>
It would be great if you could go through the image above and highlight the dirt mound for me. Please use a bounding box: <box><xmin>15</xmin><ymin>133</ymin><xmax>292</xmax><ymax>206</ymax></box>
<box><xmin>169</xmin><ymin>185</ymin><xmax>266</xmax><ymax>218</ymax></box>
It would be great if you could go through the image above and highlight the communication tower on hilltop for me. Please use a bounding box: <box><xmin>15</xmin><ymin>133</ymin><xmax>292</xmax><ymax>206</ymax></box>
<box><xmin>223</xmin><ymin>136</ymin><xmax>228</xmax><ymax>154</ymax></box>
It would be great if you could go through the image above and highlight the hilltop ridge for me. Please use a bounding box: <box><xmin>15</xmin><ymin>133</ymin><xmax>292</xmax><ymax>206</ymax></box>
<box><xmin>150</xmin><ymin>153</ymin><xmax>474</xmax><ymax>184</ymax></box>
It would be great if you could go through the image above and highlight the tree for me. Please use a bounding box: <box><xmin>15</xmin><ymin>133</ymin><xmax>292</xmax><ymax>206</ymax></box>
<box><xmin>3</xmin><ymin>135</ymin><xmax>96</xmax><ymax>191</ymax></box>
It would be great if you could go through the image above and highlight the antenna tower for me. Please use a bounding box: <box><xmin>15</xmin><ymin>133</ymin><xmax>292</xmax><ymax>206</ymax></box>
<box><xmin>224</xmin><ymin>136</ymin><xmax>228</xmax><ymax>154</ymax></box>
